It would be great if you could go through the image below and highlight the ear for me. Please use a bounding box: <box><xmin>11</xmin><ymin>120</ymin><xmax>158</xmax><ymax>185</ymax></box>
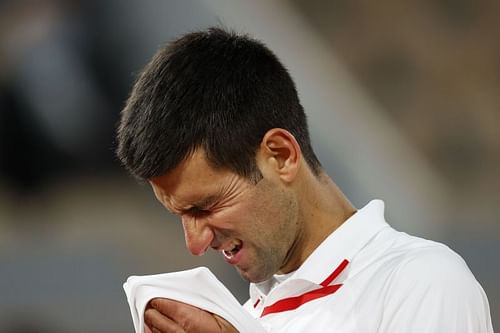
<box><xmin>257</xmin><ymin>128</ymin><xmax>302</xmax><ymax>183</ymax></box>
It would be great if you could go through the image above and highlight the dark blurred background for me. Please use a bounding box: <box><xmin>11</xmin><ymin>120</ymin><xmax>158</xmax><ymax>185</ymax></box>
<box><xmin>0</xmin><ymin>1</ymin><xmax>498</xmax><ymax>332</ymax></box>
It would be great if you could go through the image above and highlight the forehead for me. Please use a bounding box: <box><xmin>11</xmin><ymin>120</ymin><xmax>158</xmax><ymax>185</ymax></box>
<box><xmin>149</xmin><ymin>150</ymin><xmax>232</xmax><ymax>206</ymax></box>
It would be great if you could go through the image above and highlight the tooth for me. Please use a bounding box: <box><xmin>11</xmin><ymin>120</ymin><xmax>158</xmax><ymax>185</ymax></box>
<box><xmin>222</xmin><ymin>241</ymin><xmax>241</xmax><ymax>259</ymax></box>
<box><xmin>223</xmin><ymin>249</ymin><xmax>233</xmax><ymax>259</ymax></box>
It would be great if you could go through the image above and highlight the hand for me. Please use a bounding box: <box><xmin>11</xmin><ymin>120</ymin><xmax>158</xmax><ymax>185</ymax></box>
<box><xmin>144</xmin><ymin>298</ymin><xmax>238</xmax><ymax>333</ymax></box>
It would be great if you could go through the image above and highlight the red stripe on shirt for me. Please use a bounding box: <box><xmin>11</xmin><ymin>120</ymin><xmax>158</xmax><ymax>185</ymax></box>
<box><xmin>260</xmin><ymin>259</ymin><xmax>349</xmax><ymax>317</ymax></box>
<box><xmin>253</xmin><ymin>298</ymin><xmax>261</xmax><ymax>308</ymax></box>
<box><xmin>320</xmin><ymin>259</ymin><xmax>349</xmax><ymax>286</ymax></box>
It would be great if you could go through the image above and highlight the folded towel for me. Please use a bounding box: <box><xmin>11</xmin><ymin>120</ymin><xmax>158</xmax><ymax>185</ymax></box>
<box><xmin>123</xmin><ymin>266</ymin><xmax>267</xmax><ymax>333</ymax></box>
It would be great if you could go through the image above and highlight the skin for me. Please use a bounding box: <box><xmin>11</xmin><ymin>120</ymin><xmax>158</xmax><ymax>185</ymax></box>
<box><xmin>144</xmin><ymin>299</ymin><xmax>236</xmax><ymax>333</ymax></box>
<box><xmin>146</xmin><ymin>128</ymin><xmax>356</xmax><ymax>332</ymax></box>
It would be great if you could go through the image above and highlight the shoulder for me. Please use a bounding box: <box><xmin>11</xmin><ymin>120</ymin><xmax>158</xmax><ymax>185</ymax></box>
<box><xmin>386</xmin><ymin>234</ymin><xmax>475</xmax><ymax>287</ymax></box>
<box><xmin>372</xmin><ymin>230</ymin><xmax>482</xmax><ymax>298</ymax></box>
<box><xmin>365</xmin><ymin>227</ymin><xmax>474</xmax><ymax>283</ymax></box>
<box><xmin>363</xmin><ymin>230</ymin><xmax>484</xmax><ymax>306</ymax></box>
<box><xmin>375</xmin><ymin>233</ymin><xmax>493</xmax><ymax>332</ymax></box>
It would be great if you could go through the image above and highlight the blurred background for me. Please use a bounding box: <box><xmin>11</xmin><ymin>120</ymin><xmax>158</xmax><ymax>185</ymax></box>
<box><xmin>0</xmin><ymin>0</ymin><xmax>498</xmax><ymax>332</ymax></box>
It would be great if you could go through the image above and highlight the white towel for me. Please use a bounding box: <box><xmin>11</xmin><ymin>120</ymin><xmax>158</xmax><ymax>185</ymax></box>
<box><xmin>123</xmin><ymin>266</ymin><xmax>267</xmax><ymax>333</ymax></box>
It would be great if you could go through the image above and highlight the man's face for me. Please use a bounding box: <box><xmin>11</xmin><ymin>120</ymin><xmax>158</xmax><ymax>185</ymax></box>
<box><xmin>149</xmin><ymin>149</ymin><xmax>301</xmax><ymax>283</ymax></box>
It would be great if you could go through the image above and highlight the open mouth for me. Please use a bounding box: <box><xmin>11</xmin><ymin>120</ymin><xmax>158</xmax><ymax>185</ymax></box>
<box><xmin>222</xmin><ymin>241</ymin><xmax>242</xmax><ymax>260</ymax></box>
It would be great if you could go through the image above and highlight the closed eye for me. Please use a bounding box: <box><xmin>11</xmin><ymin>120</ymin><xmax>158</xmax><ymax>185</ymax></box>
<box><xmin>184</xmin><ymin>206</ymin><xmax>211</xmax><ymax>218</ymax></box>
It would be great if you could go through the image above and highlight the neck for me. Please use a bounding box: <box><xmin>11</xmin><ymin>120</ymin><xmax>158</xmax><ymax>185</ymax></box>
<box><xmin>279</xmin><ymin>168</ymin><xmax>356</xmax><ymax>274</ymax></box>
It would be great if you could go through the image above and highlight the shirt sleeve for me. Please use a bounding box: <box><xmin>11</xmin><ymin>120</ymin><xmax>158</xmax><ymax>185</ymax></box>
<box><xmin>378</xmin><ymin>245</ymin><xmax>494</xmax><ymax>333</ymax></box>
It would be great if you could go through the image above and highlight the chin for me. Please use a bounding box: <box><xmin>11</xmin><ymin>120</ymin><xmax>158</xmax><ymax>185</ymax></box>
<box><xmin>237</xmin><ymin>267</ymin><xmax>272</xmax><ymax>283</ymax></box>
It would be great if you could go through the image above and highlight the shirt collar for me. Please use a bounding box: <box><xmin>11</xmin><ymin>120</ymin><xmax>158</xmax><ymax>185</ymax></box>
<box><xmin>249</xmin><ymin>199</ymin><xmax>389</xmax><ymax>302</ymax></box>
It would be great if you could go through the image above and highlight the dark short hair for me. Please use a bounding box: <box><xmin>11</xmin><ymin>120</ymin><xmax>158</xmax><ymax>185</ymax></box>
<box><xmin>116</xmin><ymin>27</ymin><xmax>321</xmax><ymax>181</ymax></box>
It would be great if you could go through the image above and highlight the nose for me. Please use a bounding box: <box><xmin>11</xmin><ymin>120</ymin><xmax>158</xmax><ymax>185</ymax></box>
<box><xmin>181</xmin><ymin>216</ymin><xmax>214</xmax><ymax>256</ymax></box>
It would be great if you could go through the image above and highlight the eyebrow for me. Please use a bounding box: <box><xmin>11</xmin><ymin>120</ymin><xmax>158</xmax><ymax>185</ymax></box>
<box><xmin>182</xmin><ymin>194</ymin><xmax>222</xmax><ymax>212</ymax></box>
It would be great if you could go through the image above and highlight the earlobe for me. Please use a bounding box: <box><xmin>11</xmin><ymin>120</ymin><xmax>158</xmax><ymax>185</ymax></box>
<box><xmin>259</xmin><ymin>128</ymin><xmax>301</xmax><ymax>183</ymax></box>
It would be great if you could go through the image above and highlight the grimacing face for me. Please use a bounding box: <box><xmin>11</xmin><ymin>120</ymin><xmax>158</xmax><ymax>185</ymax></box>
<box><xmin>149</xmin><ymin>149</ymin><xmax>302</xmax><ymax>283</ymax></box>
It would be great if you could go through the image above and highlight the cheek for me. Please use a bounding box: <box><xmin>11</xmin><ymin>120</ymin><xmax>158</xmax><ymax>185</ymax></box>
<box><xmin>258</xmin><ymin>189</ymin><xmax>298</xmax><ymax>241</ymax></box>
<box><xmin>209</xmin><ymin>182</ymin><xmax>292</xmax><ymax>238</ymax></box>
<box><xmin>208</xmin><ymin>203</ymin><xmax>253</xmax><ymax>232</ymax></box>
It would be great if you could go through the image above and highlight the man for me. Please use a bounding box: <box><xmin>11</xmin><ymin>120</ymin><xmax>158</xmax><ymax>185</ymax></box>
<box><xmin>116</xmin><ymin>27</ymin><xmax>493</xmax><ymax>332</ymax></box>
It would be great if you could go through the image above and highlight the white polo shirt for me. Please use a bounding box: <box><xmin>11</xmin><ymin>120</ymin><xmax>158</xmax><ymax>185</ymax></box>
<box><xmin>243</xmin><ymin>200</ymin><xmax>493</xmax><ymax>332</ymax></box>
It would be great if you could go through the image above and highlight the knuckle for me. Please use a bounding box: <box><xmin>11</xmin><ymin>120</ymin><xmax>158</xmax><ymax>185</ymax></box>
<box><xmin>144</xmin><ymin>308</ymin><xmax>155</xmax><ymax>323</ymax></box>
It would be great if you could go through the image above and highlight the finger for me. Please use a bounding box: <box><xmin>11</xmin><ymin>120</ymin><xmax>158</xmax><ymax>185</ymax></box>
<box><xmin>214</xmin><ymin>314</ymin><xmax>239</xmax><ymax>332</ymax></box>
<box><xmin>150</xmin><ymin>298</ymin><xmax>183</xmax><ymax>315</ymax></box>
<box><xmin>151</xmin><ymin>327</ymin><xmax>164</xmax><ymax>333</ymax></box>
<box><xmin>144</xmin><ymin>307</ymin><xmax>186</xmax><ymax>333</ymax></box>
<box><xmin>150</xmin><ymin>298</ymin><xmax>194</xmax><ymax>322</ymax></box>
<box><xmin>148</xmin><ymin>298</ymin><xmax>239</xmax><ymax>332</ymax></box>
<box><xmin>144</xmin><ymin>323</ymin><xmax>153</xmax><ymax>333</ymax></box>
<box><xmin>150</xmin><ymin>298</ymin><xmax>209</xmax><ymax>332</ymax></box>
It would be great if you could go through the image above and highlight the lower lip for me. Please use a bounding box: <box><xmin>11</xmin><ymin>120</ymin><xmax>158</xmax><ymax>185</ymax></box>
<box><xmin>223</xmin><ymin>247</ymin><xmax>243</xmax><ymax>265</ymax></box>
